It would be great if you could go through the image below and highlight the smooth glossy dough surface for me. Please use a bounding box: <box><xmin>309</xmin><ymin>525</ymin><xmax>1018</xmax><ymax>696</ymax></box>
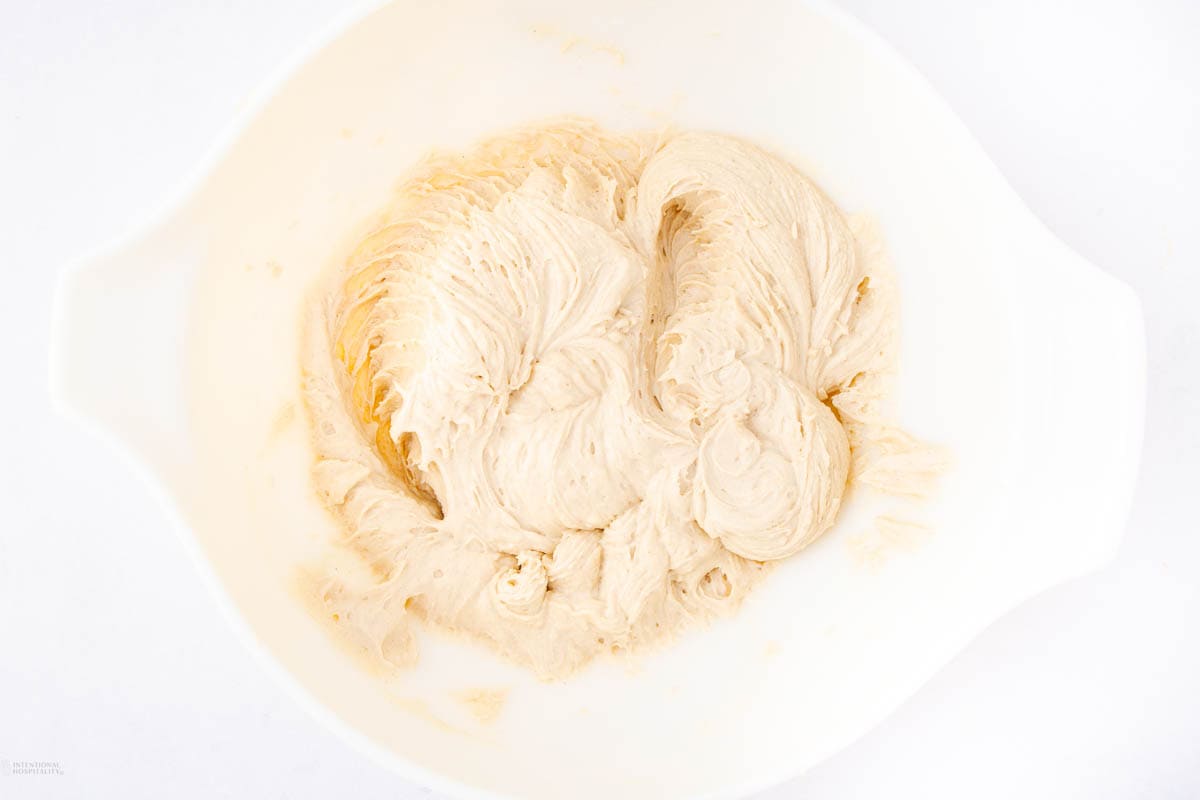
<box><xmin>303</xmin><ymin>119</ymin><xmax>922</xmax><ymax>679</ymax></box>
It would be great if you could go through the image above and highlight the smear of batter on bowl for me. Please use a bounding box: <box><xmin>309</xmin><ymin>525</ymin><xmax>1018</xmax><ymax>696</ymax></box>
<box><xmin>302</xmin><ymin>118</ymin><xmax>936</xmax><ymax>680</ymax></box>
<box><xmin>454</xmin><ymin>688</ymin><xmax>509</xmax><ymax>724</ymax></box>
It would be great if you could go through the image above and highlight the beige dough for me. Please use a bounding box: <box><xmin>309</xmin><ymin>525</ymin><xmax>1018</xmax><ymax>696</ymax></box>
<box><xmin>303</xmin><ymin>119</ymin><xmax>918</xmax><ymax>680</ymax></box>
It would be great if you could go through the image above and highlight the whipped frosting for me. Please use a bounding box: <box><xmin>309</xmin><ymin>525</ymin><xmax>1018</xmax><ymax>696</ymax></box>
<box><xmin>303</xmin><ymin>120</ymin><xmax>917</xmax><ymax>679</ymax></box>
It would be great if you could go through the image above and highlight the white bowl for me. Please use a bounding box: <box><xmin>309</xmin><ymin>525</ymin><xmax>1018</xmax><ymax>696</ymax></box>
<box><xmin>49</xmin><ymin>1</ymin><xmax>1145</xmax><ymax>797</ymax></box>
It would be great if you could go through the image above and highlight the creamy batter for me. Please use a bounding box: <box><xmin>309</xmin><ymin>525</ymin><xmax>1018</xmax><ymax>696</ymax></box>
<box><xmin>303</xmin><ymin>119</ymin><xmax>921</xmax><ymax>679</ymax></box>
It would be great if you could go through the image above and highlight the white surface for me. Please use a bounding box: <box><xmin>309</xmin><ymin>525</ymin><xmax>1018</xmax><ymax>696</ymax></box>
<box><xmin>0</xmin><ymin>1</ymin><xmax>1196</xmax><ymax>798</ymax></box>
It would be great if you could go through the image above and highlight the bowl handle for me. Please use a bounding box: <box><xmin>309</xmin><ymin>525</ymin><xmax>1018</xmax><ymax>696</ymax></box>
<box><xmin>1011</xmin><ymin>231</ymin><xmax>1146</xmax><ymax>579</ymax></box>
<box><xmin>49</xmin><ymin>221</ymin><xmax>201</xmax><ymax>481</ymax></box>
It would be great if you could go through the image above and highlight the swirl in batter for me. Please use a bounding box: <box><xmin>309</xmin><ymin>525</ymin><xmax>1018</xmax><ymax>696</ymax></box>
<box><xmin>304</xmin><ymin>120</ymin><xmax>913</xmax><ymax>679</ymax></box>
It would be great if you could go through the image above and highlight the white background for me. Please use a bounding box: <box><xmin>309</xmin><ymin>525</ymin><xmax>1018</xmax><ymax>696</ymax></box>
<box><xmin>1</xmin><ymin>1</ymin><xmax>1197</xmax><ymax>797</ymax></box>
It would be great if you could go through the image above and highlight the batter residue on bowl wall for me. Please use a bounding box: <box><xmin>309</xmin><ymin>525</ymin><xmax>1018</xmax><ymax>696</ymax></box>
<box><xmin>302</xmin><ymin>119</ymin><xmax>933</xmax><ymax>680</ymax></box>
